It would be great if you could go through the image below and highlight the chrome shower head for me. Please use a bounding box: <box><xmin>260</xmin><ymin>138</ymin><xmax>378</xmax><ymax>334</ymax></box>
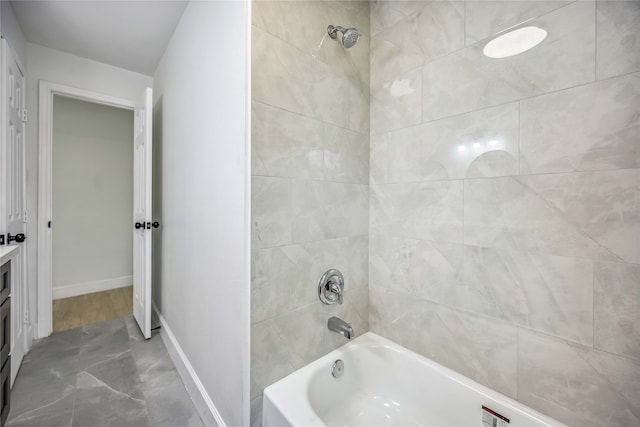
<box><xmin>327</xmin><ymin>25</ymin><xmax>361</xmax><ymax>48</ymax></box>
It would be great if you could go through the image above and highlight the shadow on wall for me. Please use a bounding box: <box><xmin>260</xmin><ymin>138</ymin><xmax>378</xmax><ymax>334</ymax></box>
<box><xmin>152</xmin><ymin>95</ymin><xmax>163</xmax><ymax>313</ymax></box>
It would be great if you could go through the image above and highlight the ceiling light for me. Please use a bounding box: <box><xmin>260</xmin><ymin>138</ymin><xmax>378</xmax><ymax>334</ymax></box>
<box><xmin>483</xmin><ymin>26</ymin><xmax>547</xmax><ymax>59</ymax></box>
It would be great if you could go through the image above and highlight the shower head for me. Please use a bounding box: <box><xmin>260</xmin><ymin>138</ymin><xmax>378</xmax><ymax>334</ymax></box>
<box><xmin>327</xmin><ymin>25</ymin><xmax>361</xmax><ymax>48</ymax></box>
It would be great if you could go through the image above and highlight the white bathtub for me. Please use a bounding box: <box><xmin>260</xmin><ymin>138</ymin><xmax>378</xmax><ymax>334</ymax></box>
<box><xmin>263</xmin><ymin>332</ymin><xmax>567</xmax><ymax>427</ymax></box>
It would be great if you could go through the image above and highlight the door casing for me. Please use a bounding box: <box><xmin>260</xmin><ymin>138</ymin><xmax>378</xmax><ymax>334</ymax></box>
<box><xmin>37</xmin><ymin>81</ymin><xmax>135</xmax><ymax>338</ymax></box>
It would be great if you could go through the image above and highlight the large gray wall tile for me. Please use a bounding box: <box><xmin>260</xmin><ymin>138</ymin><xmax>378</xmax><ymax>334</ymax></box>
<box><xmin>519</xmin><ymin>329</ymin><xmax>640</xmax><ymax>427</ymax></box>
<box><xmin>464</xmin><ymin>170</ymin><xmax>640</xmax><ymax>263</ymax></box>
<box><xmin>252</xmin><ymin>102</ymin><xmax>324</xmax><ymax>180</ymax></box>
<box><xmin>465</xmin><ymin>1</ymin><xmax>572</xmax><ymax>46</ymax></box>
<box><xmin>386</xmin><ymin>102</ymin><xmax>519</xmax><ymax>182</ymax></box>
<box><xmin>371</xmin><ymin>180</ymin><xmax>463</xmax><ymax>243</ymax></box>
<box><xmin>370</xmin><ymin>291</ymin><xmax>518</xmax><ymax>398</ymax></box>
<box><xmin>422</xmin><ymin>1</ymin><xmax>595</xmax><ymax>122</ymax></box>
<box><xmin>521</xmin><ymin>73</ymin><xmax>640</xmax><ymax>174</ymax></box>
<box><xmin>596</xmin><ymin>0</ymin><xmax>640</xmax><ymax>80</ymax></box>
<box><xmin>594</xmin><ymin>261</ymin><xmax>640</xmax><ymax>360</ymax></box>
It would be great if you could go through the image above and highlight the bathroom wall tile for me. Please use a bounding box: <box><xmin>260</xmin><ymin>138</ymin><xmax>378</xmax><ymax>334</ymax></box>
<box><xmin>250</xmin><ymin>397</ymin><xmax>262</xmax><ymax>427</ymax></box>
<box><xmin>422</xmin><ymin>1</ymin><xmax>595</xmax><ymax>122</ymax></box>
<box><xmin>465</xmin><ymin>1</ymin><xmax>572</xmax><ymax>46</ymax></box>
<box><xmin>369</xmin><ymin>233</ymin><xmax>467</xmax><ymax>300</ymax></box>
<box><xmin>518</xmin><ymin>328</ymin><xmax>640</xmax><ymax>427</ymax></box>
<box><xmin>386</xmin><ymin>102</ymin><xmax>519</xmax><ymax>182</ymax></box>
<box><xmin>349</xmin><ymin>77</ymin><xmax>370</xmax><ymax>135</ymax></box>
<box><xmin>251</xmin><ymin>241</ymin><xmax>322</xmax><ymax>323</ymax></box>
<box><xmin>371</xmin><ymin>1</ymin><xmax>442</xmax><ymax>36</ymax></box>
<box><xmin>464</xmin><ymin>169</ymin><xmax>640</xmax><ymax>263</ymax></box>
<box><xmin>371</xmin><ymin>1</ymin><xmax>464</xmax><ymax>84</ymax></box>
<box><xmin>250</xmin><ymin>321</ymin><xmax>296</xmax><ymax>399</ymax></box>
<box><xmin>251</xmin><ymin>177</ymin><xmax>292</xmax><ymax>249</ymax></box>
<box><xmin>371</xmin><ymin>291</ymin><xmax>518</xmax><ymax>398</ymax></box>
<box><xmin>596</xmin><ymin>0</ymin><xmax>640</xmax><ymax>80</ymax></box>
<box><xmin>292</xmin><ymin>181</ymin><xmax>368</xmax><ymax>242</ymax></box>
<box><xmin>370</xmin><ymin>180</ymin><xmax>463</xmax><ymax>243</ymax></box>
<box><xmin>370</xmin><ymin>66</ymin><xmax>422</xmax><ymax>134</ymax></box>
<box><xmin>252</xmin><ymin>102</ymin><xmax>324</xmax><ymax>180</ymax></box>
<box><xmin>324</xmin><ymin>124</ymin><xmax>369</xmax><ymax>184</ymax></box>
<box><xmin>464</xmin><ymin>246</ymin><xmax>594</xmax><ymax>345</ymax></box>
<box><xmin>322</xmin><ymin>235</ymin><xmax>369</xmax><ymax>291</ymax></box>
<box><xmin>324</xmin><ymin>286</ymin><xmax>369</xmax><ymax>351</ymax></box>
<box><xmin>594</xmin><ymin>261</ymin><xmax>640</xmax><ymax>360</ymax></box>
<box><xmin>271</xmin><ymin>303</ymin><xmax>327</xmax><ymax>369</ymax></box>
<box><xmin>521</xmin><ymin>74</ymin><xmax>640</xmax><ymax>174</ymax></box>
<box><xmin>369</xmin><ymin>133</ymin><xmax>388</xmax><ymax>184</ymax></box>
<box><xmin>252</xmin><ymin>26</ymin><xmax>349</xmax><ymax>128</ymax></box>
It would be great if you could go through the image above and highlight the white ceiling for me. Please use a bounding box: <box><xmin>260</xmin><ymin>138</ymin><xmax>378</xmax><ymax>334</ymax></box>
<box><xmin>10</xmin><ymin>0</ymin><xmax>188</xmax><ymax>75</ymax></box>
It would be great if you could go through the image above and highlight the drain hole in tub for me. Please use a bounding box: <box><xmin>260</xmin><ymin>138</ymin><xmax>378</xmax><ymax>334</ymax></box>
<box><xmin>332</xmin><ymin>359</ymin><xmax>344</xmax><ymax>378</ymax></box>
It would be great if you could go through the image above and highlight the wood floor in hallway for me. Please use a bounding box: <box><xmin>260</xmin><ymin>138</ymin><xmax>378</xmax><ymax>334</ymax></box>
<box><xmin>52</xmin><ymin>286</ymin><xmax>133</xmax><ymax>332</ymax></box>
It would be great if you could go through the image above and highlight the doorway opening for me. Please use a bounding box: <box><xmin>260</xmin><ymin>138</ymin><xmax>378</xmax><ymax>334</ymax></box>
<box><xmin>50</xmin><ymin>95</ymin><xmax>134</xmax><ymax>332</ymax></box>
<box><xmin>38</xmin><ymin>82</ymin><xmax>154</xmax><ymax>341</ymax></box>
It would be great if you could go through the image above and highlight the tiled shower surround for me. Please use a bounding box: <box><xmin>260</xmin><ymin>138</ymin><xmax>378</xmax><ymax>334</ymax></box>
<box><xmin>250</xmin><ymin>0</ymin><xmax>371</xmax><ymax>423</ymax></box>
<box><xmin>369</xmin><ymin>1</ymin><xmax>639</xmax><ymax>427</ymax></box>
<box><xmin>252</xmin><ymin>1</ymin><xmax>639</xmax><ymax>426</ymax></box>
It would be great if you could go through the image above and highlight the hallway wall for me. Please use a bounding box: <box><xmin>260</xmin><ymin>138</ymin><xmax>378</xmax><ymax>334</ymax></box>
<box><xmin>152</xmin><ymin>1</ymin><xmax>250</xmax><ymax>426</ymax></box>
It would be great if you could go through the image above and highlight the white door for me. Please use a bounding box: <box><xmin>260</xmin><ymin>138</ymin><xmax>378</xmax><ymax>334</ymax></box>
<box><xmin>1</xmin><ymin>39</ymin><xmax>27</xmax><ymax>385</ymax></box>
<box><xmin>133</xmin><ymin>88</ymin><xmax>153</xmax><ymax>339</ymax></box>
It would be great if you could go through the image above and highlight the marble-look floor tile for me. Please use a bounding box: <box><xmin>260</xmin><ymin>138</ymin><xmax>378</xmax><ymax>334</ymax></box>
<box><xmin>142</xmin><ymin>368</ymin><xmax>204</xmax><ymax>427</ymax></box>
<box><xmin>82</xmin><ymin>351</ymin><xmax>145</xmax><ymax>401</ymax></box>
<box><xmin>72</xmin><ymin>370</ymin><xmax>149</xmax><ymax>427</ymax></box>
<box><xmin>78</xmin><ymin>318</ymin><xmax>132</xmax><ymax>371</ymax></box>
<box><xmin>6</xmin><ymin>388</ymin><xmax>75</xmax><ymax>427</ymax></box>
<box><xmin>465</xmin><ymin>1</ymin><xmax>571</xmax><ymax>46</ymax></box>
<box><xmin>594</xmin><ymin>261</ymin><xmax>640</xmax><ymax>360</ymax></box>
<box><xmin>422</xmin><ymin>1</ymin><xmax>595</xmax><ymax>122</ymax></box>
<box><xmin>596</xmin><ymin>0</ymin><xmax>640</xmax><ymax>80</ymax></box>
<box><xmin>370</xmin><ymin>180</ymin><xmax>463</xmax><ymax>243</ymax></box>
<box><xmin>518</xmin><ymin>328</ymin><xmax>640</xmax><ymax>427</ymax></box>
<box><xmin>464</xmin><ymin>169</ymin><xmax>640</xmax><ymax>263</ymax></box>
<box><xmin>521</xmin><ymin>73</ymin><xmax>640</xmax><ymax>174</ymax></box>
<box><xmin>386</xmin><ymin>102</ymin><xmax>519</xmax><ymax>182</ymax></box>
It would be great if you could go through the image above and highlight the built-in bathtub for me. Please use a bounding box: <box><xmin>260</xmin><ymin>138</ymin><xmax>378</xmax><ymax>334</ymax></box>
<box><xmin>263</xmin><ymin>332</ymin><xmax>567</xmax><ymax>427</ymax></box>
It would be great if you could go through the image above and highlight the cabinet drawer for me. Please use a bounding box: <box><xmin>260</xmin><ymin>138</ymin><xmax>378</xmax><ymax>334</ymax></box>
<box><xmin>0</xmin><ymin>262</ymin><xmax>9</xmax><ymax>307</ymax></box>
<box><xmin>0</xmin><ymin>356</ymin><xmax>9</xmax><ymax>427</ymax></box>
<box><xmin>0</xmin><ymin>299</ymin><xmax>9</xmax><ymax>367</ymax></box>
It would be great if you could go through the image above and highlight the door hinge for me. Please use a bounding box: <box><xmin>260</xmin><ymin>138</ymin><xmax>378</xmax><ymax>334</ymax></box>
<box><xmin>22</xmin><ymin>109</ymin><xmax>28</xmax><ymax>122</ymax></box>
<box><xmin>0</xmin><ymin>235</ymin><xmax>4</xmax><ymax>245</ymax></box>
<box><xmin>24</xmin><ymin>310</ymin><xmax>29</xmax><ymax>324</ymax></box>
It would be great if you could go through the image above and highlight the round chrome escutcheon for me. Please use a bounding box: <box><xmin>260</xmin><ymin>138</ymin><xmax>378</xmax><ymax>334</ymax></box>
<box><xmin>332</xmin><ymin>359</ymin><xmax>344</xmax><ymax>378</ymax></box>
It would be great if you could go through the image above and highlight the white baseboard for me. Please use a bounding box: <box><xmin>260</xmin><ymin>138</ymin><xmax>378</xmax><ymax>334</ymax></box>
<box><xmin>152</xmin><ymin>302</ymin><xmax>226</xmax><ymax>427</ymax></box>
<box><xmin>52</xmin><ymin>275</ymin><xmax>132</xmax><ymax>299</ymax></box>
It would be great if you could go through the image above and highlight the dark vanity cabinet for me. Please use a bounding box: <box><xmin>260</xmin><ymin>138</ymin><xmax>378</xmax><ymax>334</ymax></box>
<box><xmin>0</xmin><ymin>260</ymin><xmax>10</xmax><ymax>427</ymax></box>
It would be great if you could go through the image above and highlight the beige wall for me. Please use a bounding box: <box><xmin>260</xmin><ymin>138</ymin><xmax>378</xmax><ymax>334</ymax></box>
<box><xmin>250</xmin><ymin>1</ymin><xmax>370</xmax><ymax>424</ymax></box>
<box><xmin>369</xmin><ymin>1</ymin><xmax>639</xmax><ymax>427</ymax></box>
<box><xmin>52</xmin><ymin>96</ymin><xmax>133</xmax><ymax>294</ymax></box>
